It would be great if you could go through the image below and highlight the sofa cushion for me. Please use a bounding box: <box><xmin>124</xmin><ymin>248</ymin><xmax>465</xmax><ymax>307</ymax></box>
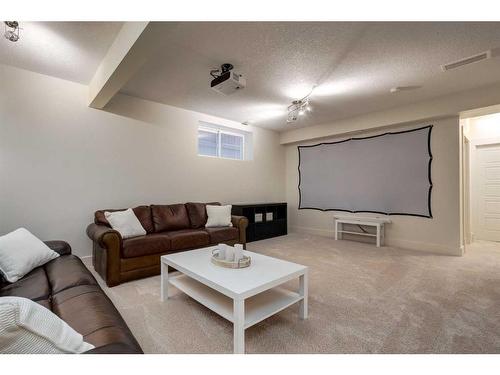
<box><xmin>164</xmin><ymin>229</ymin><xmax>210</xmax><ymax>250</ymax></box>
<box><xmin>205</xmin><ymin>227</ymin><xmax>239</xmax><ymax>244</ymax></box>
<box><xmin>51</xmin><ymin>284</ymin><xmax>141</xmax><ymax>351</ymax></box>
<box><xmin>151</xmin><ymin>204</ymin><xmax>190</xmax><ymax>232</ymax></box>
<box><xmin>186</xmin><ymin>202</ymin><xmax>220</xmax><ymax>229</ymax></box>
<box><xmin>95</xmin><ymin>205</ymin><xmax>154</xmax><ymax>234</ymax></box>
<box><xmin>84</xmin><ymin>326</ymin><xmax>141</xmax><ymax>353</ymax></box>
<box><xmin>37</xmin><ymin>299</ymin><xmax>51</xmax><ymax>310</ymax></box>
<box><xmin>0</xmin><ymin>267</ymin><xmax>50</xmax><ymax>302</ymax></box>
<box><xmin>122</xmin><ymin>234</ymin><xmax>171</xmax><ymax>259</ymax></box>
<box><xmin>45</xmin><ymin>255</ymin><xmax>97</xmax><ymax>295</ymax></box>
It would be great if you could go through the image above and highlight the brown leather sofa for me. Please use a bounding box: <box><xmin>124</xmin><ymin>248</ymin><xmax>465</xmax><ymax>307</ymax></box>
<box><xmin>0</xmin><ymin>240</ymin><xmax>143</xmax><ymax>354</ymax></box>
<box><xmin>87</xmin><ymin>202</ymin><xmax>248</xmax><ymax>287</ymax></box>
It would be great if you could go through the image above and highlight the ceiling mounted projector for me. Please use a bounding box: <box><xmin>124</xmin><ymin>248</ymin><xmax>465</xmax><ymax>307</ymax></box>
<box><xmin>210</xmin><ymin>63</ymin><xmax>246</xmax><ymax>95</ymax></box>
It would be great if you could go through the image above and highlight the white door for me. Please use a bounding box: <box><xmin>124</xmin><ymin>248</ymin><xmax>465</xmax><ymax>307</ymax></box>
<box><xmin>474</xmin><ymin>143</ymin><xmax>500</xmax><ymax>241</ymax></box>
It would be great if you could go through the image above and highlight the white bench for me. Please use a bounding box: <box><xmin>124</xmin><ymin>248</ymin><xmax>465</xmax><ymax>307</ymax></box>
<box><xmin>334</xmin><ymin>216</ymin><xmax>391</xmax><ymax>247</ymax></box>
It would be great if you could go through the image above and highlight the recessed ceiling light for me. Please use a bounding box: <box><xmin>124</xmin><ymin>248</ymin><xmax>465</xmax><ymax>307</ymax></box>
<box><xmin>390</xmin><ymin>85</ymin><xmax>422</xmax><ymax>93</ymax></box>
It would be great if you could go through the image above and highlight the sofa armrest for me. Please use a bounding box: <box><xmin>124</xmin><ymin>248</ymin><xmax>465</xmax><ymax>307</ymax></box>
<box><xmin>231</xmin><ymin>215</ymin><xmax>248</xmax><ymax>246</ymax></box>
<box><xmin>44</xmin><ymin>240</ymin><xmax>72</xmax><ymax>256</ymax></box>
<box><xmin>83</xmin><ymin>343</ymin><xmax>143</xmax><ymax>354</ymax></box>
<box><xmin>86</xmin><ymin>223</ymin><xmax>122</xmax><ymax>287</ymax></box>
<box><xmin>86</xmin><ymin>223</ymin><xmax>122</xmax><ymax>248</ymax></box>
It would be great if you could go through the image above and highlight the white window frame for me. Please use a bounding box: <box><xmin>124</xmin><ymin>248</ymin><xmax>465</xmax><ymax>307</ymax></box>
<box><xmin>198</xmin><ymin>125</ymin><xmax>245</xmax><ymax>161</ymax></box>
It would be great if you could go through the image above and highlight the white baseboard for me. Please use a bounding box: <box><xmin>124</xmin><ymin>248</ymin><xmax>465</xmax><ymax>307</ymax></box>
<box><xmin>291</xmin><ymin>225</ymin><xmax>335</xmax><ymax>238</ymax></box>
<box><xmin>290</xmin><ymin>225</ymin><xmax>463</xmax><ymax>256</ymax></box>
<box><xmin>384</xmin><ymin>238</ymin><xmax>463</xmax><ymax>256</ymax></box>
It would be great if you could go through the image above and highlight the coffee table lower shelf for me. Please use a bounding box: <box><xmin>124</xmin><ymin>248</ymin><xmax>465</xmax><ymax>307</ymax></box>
<box><xmin>169</xmin><ymin>274</ymin><xmax>302</xmax><ymax>330</ymax></box>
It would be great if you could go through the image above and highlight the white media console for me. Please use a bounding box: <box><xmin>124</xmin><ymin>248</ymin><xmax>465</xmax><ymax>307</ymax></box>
<box><xmin>334</xmin><ymin>215</ymin><xmax>391</xmax><ymax>247</ymax></box>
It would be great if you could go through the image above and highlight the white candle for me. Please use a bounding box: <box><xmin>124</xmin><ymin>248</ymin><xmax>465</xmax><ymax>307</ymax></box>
<box><xmin>225</xmin><ymin>246</ymin><xmax>235</xmax><ymax>262</ymax></box>
<box><xmin>234</xmin><ymin>244</ymin><xmax>243</xmax><ymax>261</ymax></box>
<box><xmin>217</xmin><ymin>243</ymin><xmax>226</xmax><ymax>259</ymax></box>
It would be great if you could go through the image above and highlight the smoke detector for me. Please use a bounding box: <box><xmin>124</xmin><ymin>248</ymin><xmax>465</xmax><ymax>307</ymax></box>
<box><xmin>390</xmin><ymin>85</ymin><xmax>422</xmax><ymax>93</ymax></box>
<box><xmin>441</xmin><ymin>49</ymin><xmax>500</xmax><ymax>72</ymax></box>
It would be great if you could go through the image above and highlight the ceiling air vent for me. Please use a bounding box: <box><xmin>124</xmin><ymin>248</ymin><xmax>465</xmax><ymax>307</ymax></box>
<box><xmin>441</xmin><ymin>50</ymin><xmax>496</xmax><ymax>72</ymax></box>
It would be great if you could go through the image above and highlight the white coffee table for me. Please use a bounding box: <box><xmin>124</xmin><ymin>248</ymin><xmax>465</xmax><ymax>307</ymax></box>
<box><xmin>160</xmin><ymin>246</ymin><xmax>308</xmax><ymax>354</ymax></box>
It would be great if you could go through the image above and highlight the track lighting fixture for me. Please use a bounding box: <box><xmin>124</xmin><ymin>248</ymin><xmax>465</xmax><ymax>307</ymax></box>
<box><xmin>286</xmin><ymin>85</ymin><xmax>315</xmax><ymax>123</ymax></box>
<box><xmin>287</xmin><ymin>97</ymin><xmax>311</xmax><ymax>123</ymax></box>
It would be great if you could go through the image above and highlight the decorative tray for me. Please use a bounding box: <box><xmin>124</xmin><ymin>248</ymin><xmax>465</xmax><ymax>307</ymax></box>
<box><xmin>211</xmin><ymin>249</ymin><xmax>251</xmax><ymax>269</ymax></box>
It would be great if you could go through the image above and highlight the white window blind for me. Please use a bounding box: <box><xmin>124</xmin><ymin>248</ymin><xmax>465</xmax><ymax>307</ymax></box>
<box><xmin>198</xmin><ymin>128</ymin><xmax>218</xmax><ymax>157</ymax></box>
<box><xmin>198</xmin><ymin>125</ymin><xmax>244</xmax><ymax>160</ymax></box>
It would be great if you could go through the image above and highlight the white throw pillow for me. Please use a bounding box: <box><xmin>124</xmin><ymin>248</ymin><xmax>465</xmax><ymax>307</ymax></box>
<box><xmin>206</xmin><ymin>205</ymin><xmax>233</xmax><ymax>228</ymax></box>
<box><xmin>0</xmin><ymin>228</ymin><xmax>59</xmax><ymax>283</ymax></box>
<box><xmin>0</xmin><ymin>296</ymin><xmax>94</xmax><ymax>354</ymax></box>
<box><xmin>104</xmin><ymin>208</ymin><xmax>146</xmax><ymax>239</ymax></box>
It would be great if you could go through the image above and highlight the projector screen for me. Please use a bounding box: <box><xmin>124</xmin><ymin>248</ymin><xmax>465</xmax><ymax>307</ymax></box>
<box><xmin>298</xmin><ymin>125</ymin><xmax>433</xmax><ymax>218</ymax></box>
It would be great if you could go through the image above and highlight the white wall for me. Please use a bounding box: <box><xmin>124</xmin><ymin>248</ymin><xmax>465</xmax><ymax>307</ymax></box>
<box><xmin>285</xmin><ymin>117</ymin><xmax>462</xmax><ymax>255</ymax></box>
<box><xmin>0</xmin><ymin>64</ymin><xmax>286</xmax><ymax>257</ymax></box>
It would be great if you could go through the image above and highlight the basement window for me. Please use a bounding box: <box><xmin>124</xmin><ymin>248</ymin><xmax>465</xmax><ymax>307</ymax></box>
<box><xmin>198</xmin><ymin>123</ymin><xmax>246</xmax><ymax>160</ymax></box>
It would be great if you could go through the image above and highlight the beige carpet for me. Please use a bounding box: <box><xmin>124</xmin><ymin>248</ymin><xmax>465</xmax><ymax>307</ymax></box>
<box><xmin>82</xmin><ymin>234</ymin><xmax>500</xmax><ymax>353</ymax></box>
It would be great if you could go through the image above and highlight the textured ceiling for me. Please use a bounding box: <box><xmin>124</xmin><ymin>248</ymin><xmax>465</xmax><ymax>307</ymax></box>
<box><xmin>121</xmin><ymin>22</ymin><xmax>500</xmax><ymax>131</ymax></box>
<box><xmin>0</xmin><ymin>22</ymin><xmax>122</xmax><ymax>84</ymax></box>
<box><xmin>3</xmin><ymin>22</ymin><xmax>500</xmax><ymax>130</ymax></box>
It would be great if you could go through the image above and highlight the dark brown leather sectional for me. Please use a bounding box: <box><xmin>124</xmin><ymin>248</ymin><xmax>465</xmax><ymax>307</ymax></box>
<box><xmin>0</xmin><ymin>241</ymin><xmax>142</xmax><ymax>354</ymax></box>
<box><xmin>87</xmin><ymin>202</ymin><xmax>248</xmax><ymax>287</ymax></box>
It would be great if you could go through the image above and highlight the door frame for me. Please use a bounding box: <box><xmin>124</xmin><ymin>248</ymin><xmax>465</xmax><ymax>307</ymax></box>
<box><xmin>470</xmin><ymin>136</ymin><xmax>500</xmax><ymax>242</ymax></box>
<box><xmin>463</xmin><ymin>135</ymin><xmax>471</xmax><ymax>244</ymax></box>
